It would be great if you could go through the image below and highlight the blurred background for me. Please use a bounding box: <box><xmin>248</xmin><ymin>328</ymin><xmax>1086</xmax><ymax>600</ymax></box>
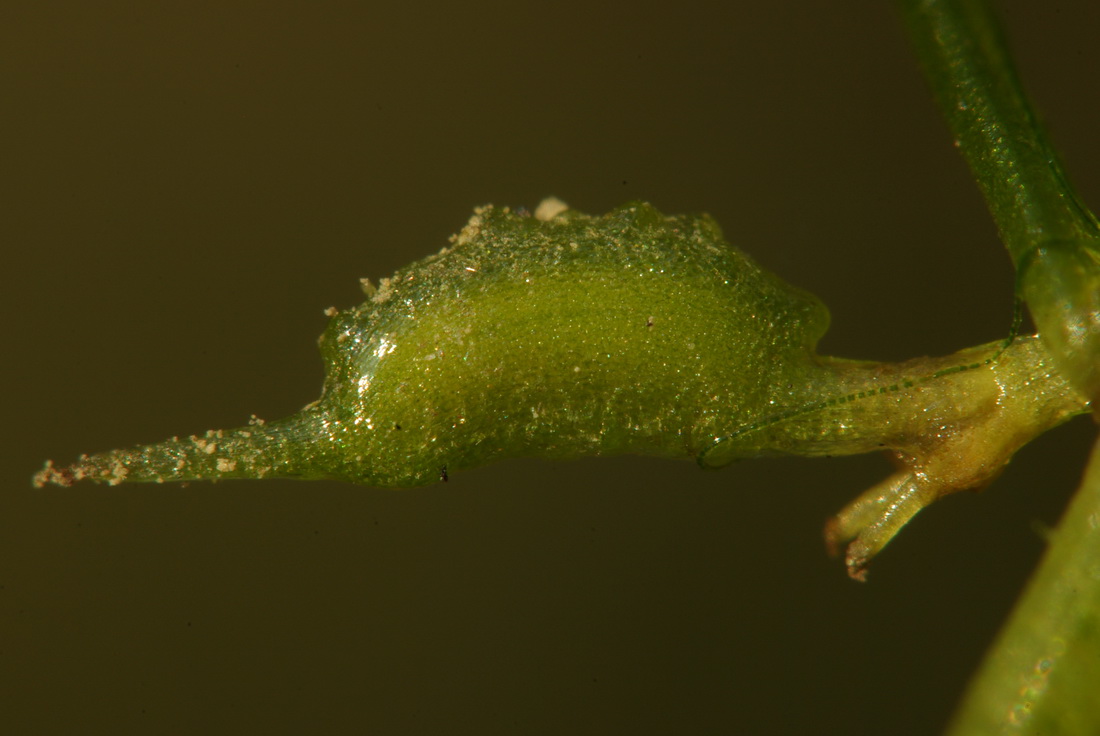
<box><xmin>3</xmin><ymin>1</ymin><xmax>1098</xmax><ymax>733</ymax></box>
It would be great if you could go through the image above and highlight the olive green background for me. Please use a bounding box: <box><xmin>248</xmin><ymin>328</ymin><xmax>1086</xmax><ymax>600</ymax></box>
<box><xmin>4</xmin><ymin>2</ymin><xmax>1099</xmax><ymax>733</ymax></box>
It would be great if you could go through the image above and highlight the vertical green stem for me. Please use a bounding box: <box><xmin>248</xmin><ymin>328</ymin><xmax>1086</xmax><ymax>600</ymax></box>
<box><xmin>900</xmin><ymin>0</ymin><xmax>1096</xmax><ymax>263</ymax></box>
<box><xmin>899</xmin><ymin>0</ymin><xmax>1100</xmax><ymax>402</ymax></box>
<box><xmin>898</xmin><ymin>1</ymin><xmax>1100</xmax><ymax>732</ymax></box>
<box><xmin>946</xmin><ymin>437</ymin><xmax>1100</xmax><ymax>735</ymax></box>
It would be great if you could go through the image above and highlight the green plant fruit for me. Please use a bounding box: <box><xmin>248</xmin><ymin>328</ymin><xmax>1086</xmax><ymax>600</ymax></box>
<box><xmin>35</xmin><ymin>199</ymin><xmax>1089</xmax><ymax>578</ymax></box>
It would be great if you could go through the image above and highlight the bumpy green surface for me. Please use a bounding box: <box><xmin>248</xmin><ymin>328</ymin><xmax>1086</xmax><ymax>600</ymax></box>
<box><xmin>315</xmin><ymin>201</ymin><xmax>834</xmax><ymax>485</ymax></box>
<box><xmin>38</xmin><ymin>201</ymin><xmax>831</xmax><ymax>487</ymax></box>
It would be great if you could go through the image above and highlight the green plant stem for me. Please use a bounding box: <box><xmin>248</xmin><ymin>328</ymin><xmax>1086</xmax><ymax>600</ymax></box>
<box><xmin>946</xmin><ymin>436</ymin><xmax>1100</xmax><ymax>735</ymax></box>
<box><xmin>899</xmin><ymin>1</ymin><xmax>1100</xmax><ymax>732</ymax></box>
<box><xmin>900</xmin><ymin>0</ymin><xmax>1093</xmax><ymax>263</ymax></box>
<box><xmin>900</xmin><ymin>0</ymin><xmax>1100</xmax><ymax>403</ymax></box>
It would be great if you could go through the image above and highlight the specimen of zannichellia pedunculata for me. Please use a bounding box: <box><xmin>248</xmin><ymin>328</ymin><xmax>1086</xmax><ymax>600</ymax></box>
<box><xmin>35</xmin><ymin>199</ymin><xmax>1089</xmax><ymax>578</ymax></box>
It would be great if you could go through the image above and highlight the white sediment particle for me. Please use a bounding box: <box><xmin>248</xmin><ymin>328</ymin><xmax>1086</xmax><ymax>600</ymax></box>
<box><xmin>375</xmin><ymin>336</ymin><xmax>396</xmax><ymax>359</ymax></box>
<box><xmin>360</xmin><ymin>277</ymin><xmax>377</xmax><ymax>297</ymax></box>
<box><xmin>451</xmin><ymin>208</ymin><xmax>487</xmax><ymax>247</ymax></box>
<box><xmin>32</xmin><ymin>461</ymin><xmax>54</xmax><ymax>488</ymax></box>
<box><xmin>216</xmin><ymin>458</ymin><xmax>237</xmax><ymax>472</ymax></box>
<box><xmin>107</xmin><ymin>460</ymin><xmax>129</xmax><ymax>486</ymax></box>
<box><xmin>204</xmin><ymin>442</ymin><xmax>217</xmax><ymax>455</ymax></box>
<box><xmin>323</xmin><ymin>306</ymin><xmax>339</xmax><ymax>317</ymax></box>
<box><xmin>249</xmin><ymin>414</ymin><xmax>266</xmax><ymax>426</ymax></box>
<box><xmin>372</xmin><ymin>277</ymin><xmax>393</xmax><ymax>304</ymax></box>
<box><xmin>535</xmin><ymin>197</ymin><xmax>569</xmax><ymax>221</ymax></box>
